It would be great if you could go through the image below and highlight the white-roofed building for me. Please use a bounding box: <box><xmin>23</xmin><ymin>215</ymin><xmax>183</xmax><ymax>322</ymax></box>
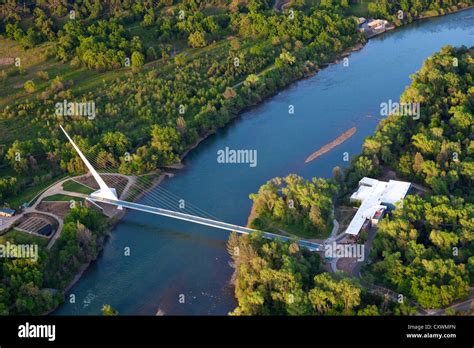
<box><xmin>380</xmin><ymin>180</ymin><xmax>411</xmax><ymax>209</ymax></box>
<box><xmin>359</xmin><ymin>177</ymin><xmax>379</xmax><ymax>187</ymax></box>
<box><xmin>344</xmin><ymin>177</ymin><xmax>411</xmax><ymax>237</ymax></box>
<box><xmin>350</xmin><ymin>185</ymin><xmax>373</xmax><ymax>203</ymax></box>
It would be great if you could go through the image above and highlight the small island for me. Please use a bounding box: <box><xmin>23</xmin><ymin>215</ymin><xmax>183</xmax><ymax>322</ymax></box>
<box><xmin>247</xmin><ymin>174</ymin><xmax>337</xmax><ymax>239</ymax></box>
<box><xmin>305</xmin><ymin>126</ymin><xmax>357</xmax><ymax>163</ymax></box>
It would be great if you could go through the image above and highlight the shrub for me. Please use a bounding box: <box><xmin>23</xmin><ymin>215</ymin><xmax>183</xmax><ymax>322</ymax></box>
<box><xmin>23</xmin><ymin>80</ymin><xmax>36</xmax><ymax>93</ymax></box>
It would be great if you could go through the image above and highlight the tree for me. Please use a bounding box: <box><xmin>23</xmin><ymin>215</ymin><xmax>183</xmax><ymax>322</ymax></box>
<box><xmin>309</xmin><ymin>205</ymin><xmax>324</xmax><ymax>228</ymax></box>
<box><xmin>412</xmin><ymin>152</ymin><xmax>424</xmax><ymax>174</ymax></box>
<box><xmin>142</xmin><ymin>10</ymin><xmax>155</xmax><ymax>27</ymax></box>
<box><xmin>0</xmin><ymin>176</ymin><xmax>18</xmax><ymax>201</ymax></box>
<box><xmin>24</xmin><ymin>80</ymin><xmax>36</xmax><ymax>93</ymax></box>
<box><xmin>188</xmin><ymin>31</ymin><xmax>206</xmax><ymax>48</ymax></box>
<box><xmin>244</xmin><ymin>74</ymin><xmax>259</xmax><ymax>86</ymax></box>
<box><xmin>279</xmin><ymin>51</ymin><xmax>296</xmax><ymax>65</ymax></box>
<box><xmin>6</xmin><ymin>140</ymin><xmax>33</xmax><ymax>174</ymax></box>
<box><xmin>308</xmin><ymin>273</ymin><xmax>362</xmax><ymax>315</ymax></box>
<box><xmin>174</xmin><ymin>53</ymin><xmax>186</xmax><ymax>66</ymax></box>
<box><xmin>101</xmin><ymin>131</ymin><xmax>129</xmax><ymax>156</ymax></box>
<box><xmin>131</xmin><ymin>51</ymin><xmax>145</xmax><ymax>71</ymax></box>
<box><xmin>176</xmin><ymin>116</ymin><xmax>187</xmax><ymax>135</ymax></box>
<box><xmin>429</xmin><ymin>230</ymin><xmax>459</xmax><ymax>250</ymax></box>
<box><xmin>223</xmin><ymin>87</ymin><xmax>237</xmax><ymax>100</ymax></box>
<box><xmin>149</xmin><ymin>125</ymin><xmax>182</xmax><ymax>165</ymax></box>
<box><xmin>332</xmin><ymin>166</ymin><xmax>343</xmax><ymax>182</ymax></box>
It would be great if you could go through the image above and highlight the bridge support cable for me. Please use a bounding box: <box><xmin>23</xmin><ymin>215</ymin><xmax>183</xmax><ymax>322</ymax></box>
<box><xmin>60</xmin><ymin>126</ymin><xmax>323</xmax><ymax>252</ymax></box>
<box><xmin>83</xmin><ymin>152</ymin><xmax>222</xmax><ymax>221</ymax></box>
<box><xmin>153</xmin><ymin>186</ymin><xmax>223</xmax><ymax>222</ymax></box>
<box><xmin>88</xmin><ymin>197</ymin><xmax>323</xmax><ymax>252</ymax></box>
<box><xmin>83</xmin><ymin>153</ymin><xmax>221</xmax><ymax>220</ymax></box>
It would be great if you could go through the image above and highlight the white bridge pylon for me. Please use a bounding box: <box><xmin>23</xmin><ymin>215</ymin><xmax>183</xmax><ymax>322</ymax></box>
<box><xmin>60</xmin><ymin>125</ymin><xmax>323</xmax><ymax>252</ymax></box>
<box><xmin>60</xmin><ymin>125</ymin><xmax>118</xmax><ymax>201</ymax></box>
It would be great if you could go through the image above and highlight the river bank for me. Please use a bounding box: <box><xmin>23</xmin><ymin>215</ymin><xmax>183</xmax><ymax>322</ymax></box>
<box><xmin>168</xmin><ymin>4</ymin><xmax>474</xmax><ymax>172</ymax></box>
<box><xmin>46</xmin><ymin>171</ymin><xmax>173</xmax><ymax>315</ymax></box>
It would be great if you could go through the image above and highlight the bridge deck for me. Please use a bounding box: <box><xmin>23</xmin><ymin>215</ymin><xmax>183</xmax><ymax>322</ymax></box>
<box><xmin>88</xmin><ymin>197</ymin><xmax>323</xmax><ymax>252</ymax></box>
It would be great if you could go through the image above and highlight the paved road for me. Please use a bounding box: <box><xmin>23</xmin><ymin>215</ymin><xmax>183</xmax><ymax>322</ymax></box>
<box><xmin>274</xmin><ymin>0</ymin><xmax>291</xmax><ymax>12</ymax></box>
<box><xmin>427</xmin><ymin>287</ymin><xmax>474</xmax><ymax>315</ymax></box>
<box><xmin>324</xmin><ymin>219</ymin><xmax>340</xmax><ymax>272</ymax></box>
<box><xmin>350</xmin><ymin>226</ymin><xmax>378</xmax><ymax>278</ymax></box>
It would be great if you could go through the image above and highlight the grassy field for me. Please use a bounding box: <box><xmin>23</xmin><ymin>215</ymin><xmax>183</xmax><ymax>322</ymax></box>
<box><xmin>252</xmin><ymin>214</ymin><xmax>333</xmax><ymax>240</ymax></box>
<box><xmin>0</xmin><ymin>38</ymin><xmax>61</xmax><ymax>106</ymax></box>
<box><xmin>6</xmin><ymin>173</ymin><xmax>69</xmax><ymax>208</ymax></box>
<box><xmin>0</xmin><ymin>229</ymin><xmax>49</xmax><ymax>248</ymax></box>
<box><xmin>0</xmin><ymin>37</ymin><xmax>127</xmax><ymax>107</ymax></box>
<box><xmin>348</xmin><ymin>0</ymin><xmax>376</xmax><ymax>17</ymax></box>
<box><xmin>42</xmin><ymin>194</ymin><xmax>84</xmax><ymax>202</ymax></box>
<box><xmin>62</xmin><ymin>180</ymin><xmax>94</xmax><ymax>194</ymax></box>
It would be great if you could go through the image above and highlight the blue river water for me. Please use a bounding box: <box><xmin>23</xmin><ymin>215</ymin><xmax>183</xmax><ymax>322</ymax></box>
<box><xmin>56</xmin><ymin>8</ymin><xmax>474</xmax><ymax>315</ymax></box>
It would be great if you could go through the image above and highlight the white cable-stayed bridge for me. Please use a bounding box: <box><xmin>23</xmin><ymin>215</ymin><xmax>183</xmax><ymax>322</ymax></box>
<box><xmin>60</xmin><ymin>125</ymin><xmax>323</xmax><ymax>252</ymax></box>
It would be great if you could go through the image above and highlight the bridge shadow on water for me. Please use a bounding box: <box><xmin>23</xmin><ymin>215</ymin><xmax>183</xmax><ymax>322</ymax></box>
<box><xmin>118</xmin><ymin>211</ymin><xmax>230</xmax><ymax>250</ymax></box>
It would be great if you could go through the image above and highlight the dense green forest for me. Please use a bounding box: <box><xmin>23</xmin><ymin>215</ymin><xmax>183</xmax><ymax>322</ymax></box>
<box><xmin>0</xmin><ymin>206</ymin><xmax>108</xmax><ymax>314</ymax></box>
<box><xmin>0</xmin><ymin>0</ymin><xmax>362</xmax><ymax>206</ymax></box>
<box><xmin>357</xmin><ymin>46</ymin><xmax>473</xmax><ymax>198</ymax></box>
<box><xmin>248</xmin><ymin>174</ymin><xmax>337</xmax><ymax>238</ymax></box>
<box><xmin>368</xmin><ymin>0</ymin><xmax>473</xmax><ymax>23</ymax></box>
<box><xmin>227</xmin><ymin>232</ymin><xmax>403</xmax><ymax>315</ymax></box>
<box><xmin>231</xmin><ymin>46</ymin><xmax>473</xmax><ymax>314</ymax></box>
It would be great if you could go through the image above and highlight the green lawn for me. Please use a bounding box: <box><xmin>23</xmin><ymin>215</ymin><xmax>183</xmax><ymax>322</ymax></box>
<box><xmin>42</xmin><ymin>194</ymin><xmax>84</xmax><ymax>202</ymax></box>
<box><xmin>0</xmin><ymin>229</ymin><xmax>49</xmax><ymax>248</ymax></box>
<box><xmin>62</xmin><ymin>180</ymin><xmax>94</xmax><ymax>194</ymax></box>
<box><xmin>348</xmin><ymin>0</ymin><xmax>376</xmax><ymax>17</ymax></box>
<box><xmin>5</xmin><ymin>174</ymin><xmax>69</xmax><ymax>208</ymax></box>
<box><xmin>252</xmin><ymin>215</ymin><xmax>333</xmax><ymax>240</ymax></box>
<box><xmin>0</xmin><ymin>37</ymin><xmax>127</xmax><ymax>107</ymax></box>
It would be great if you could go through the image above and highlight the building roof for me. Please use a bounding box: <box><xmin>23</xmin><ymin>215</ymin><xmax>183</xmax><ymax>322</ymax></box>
<box><xmin>381</xmin><ymin>180</ymin><xmax>411</xmax><ymax>206</ymax></box>
<box><xmin>345</xmin><ymin>178</ymin><xmax>411</xmax><ymax>236</ymax></box>
<box><xmin>0</xmin><ymin>207</ymin><xmax>16</xmax><ymax>215</ymax></box>
<box><xmin>350</xmin><ymin>185</ymin><xmax>373</xmax><ymax>202</ymax></box>
<box><xmin>359</xmin><ymin>177</ymin><xmax>379</xmax><ymax>187</ymax></box>
<box><xmin>345</xmin><ymin>202</ymin><xmax>386</xmax><ymax>236</ymax></box>
<box><xmin>368</xmin><ymin>19</ymin><xmax>388</xmax><ymax>27</ymax></box>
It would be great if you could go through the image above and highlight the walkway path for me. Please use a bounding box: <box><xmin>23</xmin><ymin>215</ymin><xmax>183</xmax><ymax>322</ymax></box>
<box><xmin>1</xmin><ymin>173</ymin><xmax>135</xmax><ymax>250</ymax></box>
<box><xmin>90</xmin><ymin>196</ymin><xmax>325</xmax><ymax>252</ymax></box>
<box><xmin>325</xmin><ymin>219</ymin><xmax>340</xmax><ymax>272</ymax></box>
<box><xmin>274</xmin><ymin>0</ymin><xmax>291</xmax><ymax>12</ymax></box>
<box><xmin>427</xmin><ymin>287</ymin><xmax>474</xmax><ymax>315</ymax></box>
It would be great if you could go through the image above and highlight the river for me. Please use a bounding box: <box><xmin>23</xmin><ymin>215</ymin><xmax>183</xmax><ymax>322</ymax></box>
<box><xmin>55</xmin><ymin>8</ymin><xmax>474</xmax><ymax>315</ymax></box>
